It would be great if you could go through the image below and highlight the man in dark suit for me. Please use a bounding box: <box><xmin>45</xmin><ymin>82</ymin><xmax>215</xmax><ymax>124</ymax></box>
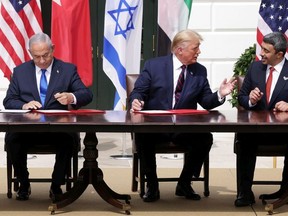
<box><xmin>129</xmin><ymin>29</ymin><xmax>236</xmax><ymax>202</ymax></box>
<box><xmin>3</xmin><ymin>32</ymin><xmax>93</xmax><ymax>201</ymax></box>
<box><xmin>235</xmin><ymin>32</ymin><xmax>288</xmax><ymax>207</ymax></box>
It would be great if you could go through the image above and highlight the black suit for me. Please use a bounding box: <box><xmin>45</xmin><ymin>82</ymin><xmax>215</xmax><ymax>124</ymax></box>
<box><xmin>129</xmin><ymin>54</ymin><xmax>224</xmax><ymax>188</ymax></box>
<box><xmin>3</xmin><ymin>58</ymin><xmax>93</xmax><ymax>186</ymax></box>
<box><xmin>237</xmin><ymin>60</ymin><xmax>288</xmax><ymax>194</ymax></box>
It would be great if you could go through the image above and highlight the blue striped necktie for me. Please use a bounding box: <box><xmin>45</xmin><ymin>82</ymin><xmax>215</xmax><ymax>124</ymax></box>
<box><xmin>40</xmin><ymin>69</ymin><xmax>47</xmax><ymax>106</ymax></box>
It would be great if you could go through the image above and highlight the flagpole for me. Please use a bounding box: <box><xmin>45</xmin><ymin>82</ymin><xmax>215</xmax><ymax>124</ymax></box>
<box><xmin>110</xmin><ymin>133</ymin><xmax>132</xmax><ymax>160</ymax></box>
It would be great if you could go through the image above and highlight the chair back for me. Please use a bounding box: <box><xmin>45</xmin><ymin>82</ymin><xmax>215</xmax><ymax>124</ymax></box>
<box><xmin>126</xmin><ymin>74</ymin><xmax>139</xmax><ymax>110</ymax></box>
<box><xmin>235</xmin><ymin>75</ymin><xmax>245</xmax><ymax>110</ymax></box>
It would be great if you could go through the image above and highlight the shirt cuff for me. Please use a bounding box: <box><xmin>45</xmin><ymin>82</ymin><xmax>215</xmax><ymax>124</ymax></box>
<box><xmin>217</xmin><ymin>91</ymin><xmax>225</xmax><ymax>102</ymax></box>
<box><xmin>70</xmin><ymin>93</ymin><xmax>77</xmax><ymax>105</ymax></box>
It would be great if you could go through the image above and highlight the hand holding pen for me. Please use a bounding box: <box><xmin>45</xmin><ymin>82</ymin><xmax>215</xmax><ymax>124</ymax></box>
<box><xmin>131</xmin><ymin>98</ymin><xmax>144</xmax><ymax>111</ymax></box>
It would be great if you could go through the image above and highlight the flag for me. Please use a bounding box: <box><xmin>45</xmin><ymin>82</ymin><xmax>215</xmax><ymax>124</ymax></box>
<box><xmin>256</xmin><ymin>0</ymin><xmax>288</xmax><ymax>60</ymax></box>
<box><xmin>157</xmin><ymin>0</ymin><xmax>192</xmax><ymax>56</ymax></box>
<box><xmin>51</xmin><ymin>0</ymin><xmax>93</xmax><ymax>86</ymax></box>
<box><xmin>103</xmin><ymin>0</ymin><xmax>143</xmax><ymax>110</ymax></box>
<box><xmin>0</xmin><ymin>0</ymin><xmax>42</xmax><ymax>80</ymax></box>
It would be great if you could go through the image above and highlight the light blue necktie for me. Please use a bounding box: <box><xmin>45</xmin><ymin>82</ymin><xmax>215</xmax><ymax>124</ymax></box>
<box><xmin>40</xmin><ymin>69</ymin><xmax>47</xmax><ymax>106</ymax></box>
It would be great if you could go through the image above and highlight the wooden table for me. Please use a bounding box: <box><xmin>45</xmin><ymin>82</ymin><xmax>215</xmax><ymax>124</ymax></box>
<box><xmin>2</xmin><ymin>109</ymin><xmax>288</xmax><ymax>214</ymax></box>
<box><xmin>130</xmin><ymin>109</ymin><xmax>288</xmax><ymax>215</ymax></box>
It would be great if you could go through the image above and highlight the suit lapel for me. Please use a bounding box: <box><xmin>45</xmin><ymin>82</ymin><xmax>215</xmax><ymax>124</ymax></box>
<box><xmin>26</xmin><ymin>62</ymin><xmax>42</xmax><ymax>102</ymax></box>
<box><xmin>45</xmin><ymin>59</ymin><xmax>61</xmax><ymax>105</ymax></box>
<box><xmin>270</xmin><ymin>60</ymin><xmax>288</xmax><ymax>105</ymax></box>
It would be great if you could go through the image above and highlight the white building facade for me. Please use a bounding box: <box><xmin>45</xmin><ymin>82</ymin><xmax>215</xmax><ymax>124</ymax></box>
<box><xmin>0</xmin><ymin>0</ymin><xmax>260</xmax><ymax>111</ymax></box>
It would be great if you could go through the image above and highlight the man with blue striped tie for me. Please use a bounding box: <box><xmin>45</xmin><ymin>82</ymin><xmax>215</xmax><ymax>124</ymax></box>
<box><xmin>3</xmin><ymin>32</ymin><xmax>93</xmax><ymax>201</ymax></box>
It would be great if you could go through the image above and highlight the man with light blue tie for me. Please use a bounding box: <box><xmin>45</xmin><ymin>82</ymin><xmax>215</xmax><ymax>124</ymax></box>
<box><xmin>3</xmin><ymin>32</ymin><xmax>93</xmax><ymax>201</ymax></box>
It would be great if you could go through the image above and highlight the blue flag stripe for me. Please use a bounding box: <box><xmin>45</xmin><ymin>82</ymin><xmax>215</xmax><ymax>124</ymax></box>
<box><xmin>103</xmin><ymin>37</ymin><xmax>127</xmax><ymax>91</ymax></box>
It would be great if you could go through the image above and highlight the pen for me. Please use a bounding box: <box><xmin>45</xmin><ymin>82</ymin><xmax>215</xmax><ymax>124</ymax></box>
<box><xmin>137</xmin><ymin>99</ymin><xmax>143</xmax><ymax>108</ymax></box>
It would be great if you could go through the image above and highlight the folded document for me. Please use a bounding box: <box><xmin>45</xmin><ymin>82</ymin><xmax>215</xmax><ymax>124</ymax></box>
<box><xmin>133</xmin><ymin>109</ymin><xmax>209</xmax><ymax>115</ymax></box>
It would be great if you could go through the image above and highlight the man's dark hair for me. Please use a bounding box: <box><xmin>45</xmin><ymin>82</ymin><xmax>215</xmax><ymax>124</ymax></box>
<box><xmin>263</xmin><ymin>32</ymin><xmax>287</xmax><ymax>54</ymax></box>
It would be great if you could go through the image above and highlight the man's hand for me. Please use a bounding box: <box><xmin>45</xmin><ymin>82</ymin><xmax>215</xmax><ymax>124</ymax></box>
<box><xmin>22</xmin><ymin>101</ymin><xmax>42</xmax><ymax>110</ymax></box>
<box><xmin>54</xmin><ymin>92</ymin><xmax>74</xmax><ymax>105</ymax></box>
<box><xmin>249</xmin><ymin>87</ymin><xmax>263</xmax><ymax>105</ymax></box>
<box><xmin>131</xmin><ymin>99</ymin><xmax>144</xmax><ymax>111</ymax></box>
<box><xmin>273</xmin><ymin>101</ymin><xmax>288</xmax><ymax>112</ymax></box>
<box><xmin>218</xmin><ymin>77</ymin><xmax>237</xmax><ymax>98</ymax></box>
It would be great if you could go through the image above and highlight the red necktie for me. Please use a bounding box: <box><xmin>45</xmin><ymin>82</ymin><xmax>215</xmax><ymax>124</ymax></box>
<box><xmin>266</xmin><ymin>66</ymin><xmax>275</xmax><ymax>103</ymax></box>
<box><xmin>174</xmin><ymin>65</ymin><xmax>186</xmax><ymax>105</ymax></box>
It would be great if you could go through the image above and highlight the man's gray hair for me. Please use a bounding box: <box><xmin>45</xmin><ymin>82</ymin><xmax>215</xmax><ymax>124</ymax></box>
<box><xmin>29</xmin><ymin>32</ymin><xmax>53</xmax><ymax>50</ymax></box>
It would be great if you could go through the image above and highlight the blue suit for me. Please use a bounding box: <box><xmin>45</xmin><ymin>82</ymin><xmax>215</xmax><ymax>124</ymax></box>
<box><xmin>4</xmin><ymin>58</ymin><xmax>93</xmax><ymax>186</ymax></box>
<box><xmin>130</xmin><ymin>54</ymin><xmax>223</xmax><ymax>110</ymax></box>
<box><xmin>236</xmin><ymin>60</ymin><xmax>288</xmax><ymax>196</ymax></box>
<box><xmin>239</xmin><ymin>60</ymin><xmax>288</xmax><ymax>110</ymax></box>
<box><xmin>129</xmin><ymin>54</ymin><xmax>224</xmax><ymax>187</ymax></box>
<box><xmin>4</xmin><ymin>58</ymin><xmax>92</xmax><ymax>110</ymax></box>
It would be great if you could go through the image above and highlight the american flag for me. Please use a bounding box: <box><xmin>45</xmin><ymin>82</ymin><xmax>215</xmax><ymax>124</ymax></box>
<box><xmin>0</xmin><ymin>0</ymin><xmax>42</xmax><ymax>80</ymax></box>
<box><xmin>256</xmin><ymin>0</ymin><xmax>288</xmax><ymax>59</ymax></box>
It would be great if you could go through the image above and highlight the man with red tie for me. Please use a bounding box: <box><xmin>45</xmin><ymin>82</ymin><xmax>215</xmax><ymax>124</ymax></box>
<box><xmin>235</xmin><ymin>32</ymin><xmax>288</xmax><ymax>207</ymax></box>
<box><xmin>129</xmin><ymin>29</ymin><xmax>236</xmax><ymax>202</ymax></box>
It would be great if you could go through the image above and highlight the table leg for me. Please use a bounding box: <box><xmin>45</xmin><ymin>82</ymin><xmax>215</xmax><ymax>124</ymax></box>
<box><xmin>48</xmin><ymin>132</ymin><xmax>131</xmax><ymax>215</ymax></box>
<box><xmin>265</xmin><ymin>190</ymin><xmax>288</xmax><ymax>215</ymax></box>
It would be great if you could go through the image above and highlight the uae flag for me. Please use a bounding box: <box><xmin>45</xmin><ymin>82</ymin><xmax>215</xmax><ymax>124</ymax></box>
<box><xmin>157</xmin><ymin>0</ymin><xmax>192</xmax><ymax>56</ymax></box>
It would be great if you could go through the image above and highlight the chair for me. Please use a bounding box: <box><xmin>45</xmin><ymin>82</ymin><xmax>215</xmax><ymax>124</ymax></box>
<box><xmin>234</xmin><ymin>75</ymin><xmax>287</xmax><ymax>193</ymax></box>
<box><xmin>5</xmin><ymin>134</ymin><xmax>80</xmax><ymax>199</ymax></box>
<box><xmin>126</xmin><ymin>74</ymin><xmax>210</xmax><ymax>198</ymax></box>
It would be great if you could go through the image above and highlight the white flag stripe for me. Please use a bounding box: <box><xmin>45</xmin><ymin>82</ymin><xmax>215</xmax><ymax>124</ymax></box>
<box><xmin>2</xmin><ymin>1</ymin><xmax>28</xmax><ymax>60</ymax></box>
<box><xmin>23</xmin><ymin>5</ymin><xmax>42</xmax><ymax>35</ymax></box>
<box><xmin>0</xmin><ymin>42</ymin><xmax>16</xmax><ymax>70</ymax></box>
<box><xmin>125</xmin><ymin>2</ymin><xmax>142</xmax><ymax>74</ymax></box>
<box><xmin>0</xmin><ymin>14</ymin><xmax>25</xmax><ymax>61</ymax></box>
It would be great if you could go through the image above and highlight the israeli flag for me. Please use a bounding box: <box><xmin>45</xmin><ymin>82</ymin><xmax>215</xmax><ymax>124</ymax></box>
<box><xmin>103</xmin><ymin>0</ymin><xmax>143</xmax><ymax>110</ymax></box>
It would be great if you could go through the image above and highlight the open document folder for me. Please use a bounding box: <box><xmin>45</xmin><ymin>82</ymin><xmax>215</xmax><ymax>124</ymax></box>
<box><xmin>132</xmin><ymin>109</ymin><xmax>209</xmax><ymax>115</ymax></box>
<box><xmin>0</xmin><ymin>109</ymin><xmax>105</xmax><ymax>114</ymax></box>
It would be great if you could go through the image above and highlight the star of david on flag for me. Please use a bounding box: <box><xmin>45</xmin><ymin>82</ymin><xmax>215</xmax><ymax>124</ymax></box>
<box><xmin>108</xmin><ymin>1</ymin><xmax>138</xmax><ymax>39</ymax></box>
<box><xmin>256</xmin><ymin>0</ymin><xmax>288</xmax><ymax>59</ymax></box>
<box><xmin>103</xmin><ymin>0</ymin><xmax>143</xmax><ymax>110</ymax></box>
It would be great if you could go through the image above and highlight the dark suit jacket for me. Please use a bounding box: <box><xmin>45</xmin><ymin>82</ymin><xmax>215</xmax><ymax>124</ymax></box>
<box><xmin>129</xmin><ymin>54</ymin><xmax>223</xmax><ymax>110</ymax></box>
<box><xmin>3</xmin><ymin>58</ymin><xmax>93</xmax><ymax>110</ymax></box>
<box><xmin>237</xmin><ymin>59</ymin><xmax>288</xmax><ymax>144</ymax></box>
<box><xmin>238</xmin><ymin>59</ymin><xmax>288</xmax><ymax>110</ymax></box>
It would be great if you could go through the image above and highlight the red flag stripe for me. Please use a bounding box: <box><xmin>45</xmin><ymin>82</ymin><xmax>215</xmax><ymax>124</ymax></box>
<box><xmin>0</xmin><ymin>29</ymin><xmax>23</xmax><ymax>67</ymax></box>
<box><xmin>0</xmin><ymin>55</ymin><xmax>12</xmax><ymax>79</ymax></box>
<box><xmin>2</xmin><ymin>7</ymin><xmax>31</xmax><ymax>62</ymax></box>
<box><xmin>0</xmin><ymin>0</ymin><xmax>42</xmax><ymax>80</ymax></box>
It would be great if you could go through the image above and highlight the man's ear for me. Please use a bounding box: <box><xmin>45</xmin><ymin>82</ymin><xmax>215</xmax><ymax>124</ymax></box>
<box><xmin>276</xmin><ymin>51</ymin><xmax>284</xmax><ymax>59</ymax></box>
